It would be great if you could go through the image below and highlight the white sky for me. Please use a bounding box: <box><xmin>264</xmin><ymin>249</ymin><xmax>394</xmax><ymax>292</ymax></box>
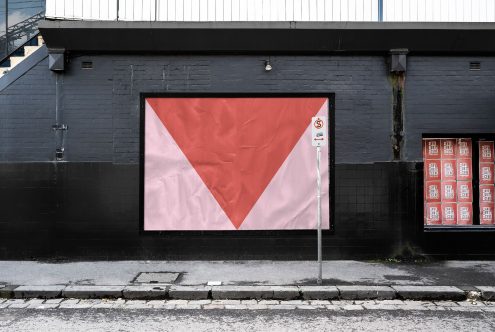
<box><xmin>45</xmin><ymin>0</ymin><xmax>495</xmax><ymax>22</ymax></box>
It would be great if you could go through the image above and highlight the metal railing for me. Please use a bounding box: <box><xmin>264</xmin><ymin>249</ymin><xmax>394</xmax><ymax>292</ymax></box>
<box><xmin>45</xmin><ymin>0</ymin><xmax>495</xmax><ymax>22</ymax></box>
<box><xmin>1</xmin><ymin>0</ymin><xmax>46</xmax><ymax>62</ymax></box>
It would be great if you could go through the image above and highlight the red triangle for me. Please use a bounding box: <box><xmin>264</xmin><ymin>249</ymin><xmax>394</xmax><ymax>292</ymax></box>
<box><xmin>147</xmin><ymin>97</ymin><xmax>326</xmax><ymax>229</ymax></box>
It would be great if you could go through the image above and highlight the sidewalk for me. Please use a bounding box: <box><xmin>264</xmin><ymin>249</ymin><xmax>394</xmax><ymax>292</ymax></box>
<box><xmin>0</xmin><ymin>260</ymin><xmax>494</xmax><ymax>301</ymax></box>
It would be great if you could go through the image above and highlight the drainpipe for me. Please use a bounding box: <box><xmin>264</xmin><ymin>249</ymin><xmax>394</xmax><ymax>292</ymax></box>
<box><xmin>49</xmin><ymin>49</ymin><xmax>67</xmax><ymax>161</ymax></box>
<box><xmin>389</xmin><ymin>49</ymin><xmax>408</xmax><ymax>161</ymax></box>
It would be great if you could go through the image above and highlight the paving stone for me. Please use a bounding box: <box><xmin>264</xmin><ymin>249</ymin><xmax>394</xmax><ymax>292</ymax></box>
<box><xmin>392</xmin><ymin>286</ymin><xmax>465</xmax><ymax>301</ymax></box>
<box><xmin>362</xmin><ymin>304</ymin><xmax>399</xmax><ymax>310</ymax></box>
<box><xmin>35</xmin><ymin>303</ymin><xmax>60</xmax><ymax>309</ymax></box>
<box><xmin>168</xmin><ymin>286</ymin><xmax>210</xmax><ymax>300</ymax></box>
<box><xmin>124</xmin><ymin>300</ymin><xmax>151</xmax><ymax>309</ymax></box>
<box><xmin>296</xmin><ymin>305</ymin><xmax>317</xmax><ymax>310</ymax></box>
<box><xmin>14</xmin><ymin>285</ymin><xmax>64</xmax><ymax>299</ymax></box>
<box><xmin>61</xmin><ymin>299</ymin><xmax>80</xmax><ymax>305</ymax></box>
<box><xmin>280</xmin><ymin>300</ymin><xmax>304</xmax><ymax>305</ymax></box>
<box><xmin>189</xmin><ymin>300</ymin><xmax>212</xmax><ymax>305</ymax></box>
<box><xmin>166</xmin><ymin>300</ymin><xmax>189</xmax><ymax>305</ymax></box>
<box><xmin>152</xmin><ymin>304</ymin><xmax>177</xmax><ymax>309</ymax></box>
<box><xmin>224</xmin><ymin>304</ymin><xmax>248</xmax><ymax>309</ymax></box>
<box><xmin>175</xmin><ymin>304</ymin><xmax>202</xmax><ymax>309</ymax></box>
<box><xmin>300</xmin><ymin>286</ymin><xmax>339</xmax><ymax>300</ymax></box>
<box><xmin>63</xmin><ymin>286</ymin><xmax>124</xmax><ymax>299</ymax></box>
<box><xmin>456</xmin><ymin>301</ymin><xmax>485</xmax><ymax>307</ymax></box>
<box><xmin>8</xmin><ymin>302</ymin><xmax>30</xmax><ymax>309</ymax></box>
<box><xmin>258</xmin><ymin>300</ymin><xmax>280</xmax><ymax>305</ymax></box>
<box><xmin>268</xmin><ymin>304</ymin><xmax>296</xmax><ymax>310</ymax></box>
<box><xmin>211</xmin><ymin>300</ymin><xmax>240</xmax><ymax>305</ymax></box>
<box><xmin>44</xmin><ymin>299</ymin><xmax>64</xmax><ymax>304</ymax></box>
<box><xmin>271</xmin><ymin>286</ymin><xmax>300</xmax><ymax>300</ymax></box>
<box><xmin>92</xmin><ymin>302</ymin><xmax>118</xmax><ymax>309</ymax></box>
<box><xmin>379</xmin><ymin>300</ymin><xmax>405</xmax><ymax>305</ymax></box>
<box><xmin>354</xmin><ymin>300</ymin><xmax>377</xmax><ymax>306</ymax></box>
<box><xmin>240</xmin><ymin>299</ymin><xmax>257</xmax><ymax>304</ymax></box>
<box><xmin>342</xmin><ymin>304</ymin><xmax>364</xmax><ymax>311</ymax></box>
<box><xmin>203</xmin><ymin>304</ymin><xmax>225</xmax><ymax>309</ymax></box>
<box><xmin>212</xmin><ymin>286</ymin><xmax>273</xmax><ymax>300</ymax></box>
<box><xmin>482</xmin><ymin>307</ymin><xmax>495</xmax><ymax>312</ymax></box>
<box><xmin>246</xmin><ymin>304</ymin><xmax>268</xmax><ymax>310</ymax></box>
<box><xmin>25</xmin><ymin>299</ymin><xmax>45</xmax><ymax>308</ymax></box>
<box><xmin>147</xmin><ymin>300</ymin><xmax>166</xmax><ymax>306</ymax></box>
<box><xmin>331</xmin><ymin>300</ymin><xmax>355</xmax><ymax>305</ymax></box>
<box><xmin>325</xmin><ymin>305</ymin><xmax>342</xmax><ymax>310</ymax></box>
<box><xmin>449</xmin><ymin>306</ymin><xmax>484</xmax><ymax>312</ymax></box>
<box><xmin>123</xmin><ymin>285</ymin><xmax>168</xmax><ymax>300</ymax></box>
<box><xmin>309</xmin><ymin>300</ymin><xmax>331</xmax><ymax>305</ymax></box>
<box><xmin>476</xmin><ymin>286</ymin><xmax>495</xmax><ymax>301</ymax></box>
<box><xmin>338</xmin><ymin>286</ymin><xmax>395</xmax><ymax>300</ymax></box>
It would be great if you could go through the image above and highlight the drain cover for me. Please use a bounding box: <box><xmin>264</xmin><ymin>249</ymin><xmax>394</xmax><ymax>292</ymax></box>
<box><xmin>134</xmin><ymin>272</ymin><xmax>180</xmax><ymax>284</ymax></box>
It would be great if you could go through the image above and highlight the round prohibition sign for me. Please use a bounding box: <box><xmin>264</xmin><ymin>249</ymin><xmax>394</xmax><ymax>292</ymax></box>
<box><xmin>314</xmin><ymin>118</ymin><xmax>324</xmax><ymax>129</ymax></box>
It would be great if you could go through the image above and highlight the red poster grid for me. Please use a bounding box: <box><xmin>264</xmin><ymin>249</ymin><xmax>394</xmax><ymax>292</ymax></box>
<box><xmin>480</xmin><ymin>203</ymin><xmax>495</xmax><ymax>225</ymax></box>
<box><xmin>479</xmin><ymin>141</ymin><xmax>495</xmax><ymax>225</ymax></box>
<box><xmin>480</xmin><ymin>185</ymin><xmax>495</xmax><ymax>204</ymax></box>
<box><xmin>457</xmin><ymin>203</ymin><xmax>473</xmax><ymax>225</ymax></box>
<box><xmin>479</xmin><ymin>163</ymin><xmax>494</xmax><ymax>185</ymax></box>
<box><xmin>424</xmin><ymin>138</ymin><xmax>473</xmax><ymax>226</ymax></box>
<box><xmin>479</xmin><ymin>141</ymin><xmax>494</xmax><ymax>163</ymax></box>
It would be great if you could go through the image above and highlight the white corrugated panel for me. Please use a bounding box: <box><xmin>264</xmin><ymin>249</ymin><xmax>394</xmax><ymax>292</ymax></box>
<box><xmin>45</xmin><ymin>0</ymin><xmax>495</xmax><ymax>22</ymax></box>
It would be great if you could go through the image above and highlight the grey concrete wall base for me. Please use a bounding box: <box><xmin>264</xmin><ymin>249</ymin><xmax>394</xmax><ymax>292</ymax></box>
<box><xmin>122</xmin><ymin>285</ymin><xmax>169</xmax><ymax>300</ymax></box>
<box><xmin>476</xmin><ymin>286</ymin><xmax>495</xmax><ymax>301</ymax></box>
<box><xmin>14</xmin><ymin>286</ymin><xmax>64</xmax><ymax>299</ymax></box>
<box><xmin>300</xmin><ymin>286</ymin><xmax>339</xmax><ymax>300</ymax></box>
<box><xmin>62</xmin><ymin>286</ymin><xmax>124</xmax><ymax>299</ymax></box>
<box><xmin>211</xmin><ymin>286</ymin><xmax>274</xmax><ymax>300</ymax></box>
<box><xmin>168</xmin><ymin>286</ymin><xmax>210</xmax><ymax>300</ymax></box>
<box><xmin>392</xmin><ymin>286</ymin><xmax>465</xmax><ymax>301</ymax></box>
<box><xmin>337</xmin><ymin>286</ymin><xmax>396</xmax><ymax>300</ymax></box>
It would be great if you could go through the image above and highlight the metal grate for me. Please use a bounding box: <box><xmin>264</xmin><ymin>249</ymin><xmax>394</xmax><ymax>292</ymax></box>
<box><xmin>133</xmin><ymin>272</ymin><xmax>180</xmax><ymax>284</ymax></box>
<box><xmin>81</xmin><ymin>61</ymin><xmax>93</xmax><ymax>69</ymax></box>
<box><xmin>469</xmin><ymin>61</ymin><xmax>481</xmax><ymax>71</ymax></box>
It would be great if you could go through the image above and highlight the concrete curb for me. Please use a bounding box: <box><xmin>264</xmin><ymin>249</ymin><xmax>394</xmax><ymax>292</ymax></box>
<box><xmin>62</xmin><ymin>286</ymin><xmax>124</xmax><ymax>299</ymax></box>
<box><xmin>1</xmin><ymin>284</ymin><xmax>489</xmax><ymax>301</ymax></box>
<box><xmin>337</xmin><ymin>286</ymin><xmax>396</xmax><ymax>300</ymax></box>
<box><xmin>14</xmin><ymin>285</ymin><xmax>64</xmax><ymax>299</ymax></box>
<box><xmin>476</xmin><ymin>286</ymin><xmax>495</xmax><ymax>301</ymax></box>
<box><xmin>123</xmin><ymin>285</ymin><xmax>168</xmax><ymax>300</ymax></box>
<box><xmin>392</xmin><ymin>286</ymin><xmax>465</xmax><ymax>301</ymax></box>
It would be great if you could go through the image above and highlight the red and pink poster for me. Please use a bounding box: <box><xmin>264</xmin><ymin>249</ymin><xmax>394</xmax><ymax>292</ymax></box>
<box><xmin>457</xmin><ymin>203</ymin><xmax>473</xmax><ymax>225</ymax></box>
<box><xmin>425</xmin><ymin>203</ymin><xmax>441</xmax><ymax>225</ymax></box>
<box><xmin>423</xmin><ymin>137</ymin><xmax>473</xmax><ymax>226</ymax></box>
<box><xmin>480</xmin><ymin>185</ymin><xmax>495</xmax><ymax>204</ymax></box>
<box><xmin>479</xmin><ymin>141</ymin><xmax>494</xmax><ymax>163</ymax></box>
<box><xmin>480</xmin><ymin>203</ymin><xmax>495</xmax><ymax>225</ymax></box>
<box><xmin>143</xmin><ymin>97</ymin><xmax>330</xmax><ymax>231</ymax></box>
<box><xmin>479</xmin><ymin>163</ymin><xmax>495</xmax><ymax>185</ymax></box>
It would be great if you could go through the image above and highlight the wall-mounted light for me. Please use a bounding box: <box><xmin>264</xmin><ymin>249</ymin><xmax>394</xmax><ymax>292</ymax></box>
<box><xmin>264</xmin><ymin>60</ymin><xmax>272</xmax><ymax>72</ymax></box>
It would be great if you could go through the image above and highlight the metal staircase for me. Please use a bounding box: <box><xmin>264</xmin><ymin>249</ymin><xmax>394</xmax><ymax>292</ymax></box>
<box><xmin>0</xmin><ymin>10</ymin><xmax>45</xmax><ymax>77</ymax></box>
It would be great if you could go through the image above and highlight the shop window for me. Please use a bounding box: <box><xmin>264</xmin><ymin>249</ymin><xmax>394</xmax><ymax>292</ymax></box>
<box><xmin>423</xmin><ymin>135</ymin><xmax>495</xmax><ymax>229</ymax></box>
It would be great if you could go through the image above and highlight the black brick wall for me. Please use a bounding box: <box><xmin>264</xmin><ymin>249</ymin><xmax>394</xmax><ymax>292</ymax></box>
<box><xmin>1</xmin><ymin>53</ymin><xmax>495</xmax><ymax>260</ymax></box>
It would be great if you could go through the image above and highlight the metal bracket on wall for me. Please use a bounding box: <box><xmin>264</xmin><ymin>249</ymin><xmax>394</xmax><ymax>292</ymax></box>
<box><xmin>52</xmin><ymin>124</ymin><xmax>68</xmax><ymax>131</ymax></box>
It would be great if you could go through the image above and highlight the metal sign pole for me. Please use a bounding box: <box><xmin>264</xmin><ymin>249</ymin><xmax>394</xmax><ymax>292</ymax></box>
<box><xmin>312</xmin><ymin>115</ymin><xmax>326</xmax><ymax>285</ymax></box>
<box><xmin>316</xmin><ymin>145</ymin><xmax>322</xmax><ymax>285</ymax></box>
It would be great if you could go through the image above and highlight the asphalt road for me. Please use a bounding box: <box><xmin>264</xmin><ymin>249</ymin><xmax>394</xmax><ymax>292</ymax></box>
<box><xmin>1</xmin><ymin>308</ymin><xmax>495</xmax><ymax>332</ymax></box>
